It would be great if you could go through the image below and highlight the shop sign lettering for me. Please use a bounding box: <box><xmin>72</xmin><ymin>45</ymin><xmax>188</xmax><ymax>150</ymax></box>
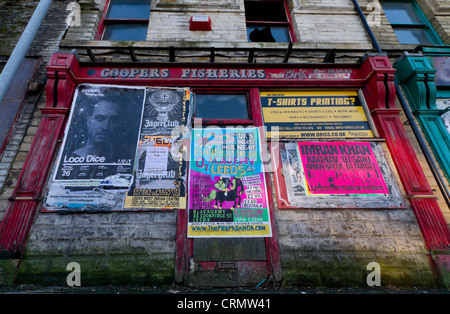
<box><xmin>84</xmin><ymin>67</ymin><xmax>357</xmax><ymax>80</ymax></box>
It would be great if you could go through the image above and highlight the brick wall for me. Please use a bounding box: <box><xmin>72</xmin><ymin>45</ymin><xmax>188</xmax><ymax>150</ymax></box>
<box><xmin>0</xmin><ymin>95</ymin><xmax>42</xmax><ymax>221</ymax></box>
<box><xmin>0</xmin><ymin>0</ymin><xmax>71</xmax><ymax>79</ymax></box>
<box><xmin>147</xmin><ymin>11</ymin><xmax>247</xmax><ymax>43</ymax></box>
<box><xmin>356</xmin><ymin>0</ymin><xmax>401</xmax><ymax>48</ymax></box>
<box><xmin>292</xmin><ymin>0</ymin><xmax>370</xmax><ymax>44</ymax></box>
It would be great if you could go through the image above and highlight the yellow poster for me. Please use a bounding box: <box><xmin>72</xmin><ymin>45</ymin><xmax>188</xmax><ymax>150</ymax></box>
<box><xmin>260</xmin><ymin>91</ymin><xmax>374</xmax><ymax>139</ymax></box>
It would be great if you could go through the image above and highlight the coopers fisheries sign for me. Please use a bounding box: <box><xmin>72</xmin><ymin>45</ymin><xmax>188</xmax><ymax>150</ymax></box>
<box><xmin>80</xmin><ymin>67</ymin><xmax>359</xmax><ymax>81</ymax></box>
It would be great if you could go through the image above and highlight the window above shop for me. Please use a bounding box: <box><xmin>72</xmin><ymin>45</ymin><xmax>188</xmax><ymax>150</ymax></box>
<box><xmin>97</xmin><ymin>0</ymin><xmax>151</xmax><ymax>41</ymax></box>
<box><xmin>244</xmin><ymin>0</ymin><xmax>295</xmax><ymax>43</ymax></box>
<box><xmin>381</xmin><ymin>0</ymin><xmax>442</xmax><ymax>45</ymax></box>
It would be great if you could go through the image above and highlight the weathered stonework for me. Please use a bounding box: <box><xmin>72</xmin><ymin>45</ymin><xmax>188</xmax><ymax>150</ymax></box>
<box><xmin>0</xmin><ymin>0</ymin><xmax>446</xmax><ymax>288</ymax></box>
<box><xmin>275</xmin><ymin>207</ymin><xmax>436</xmax><ymax>287</ymax></box>
<box><xmin>16</xmin><ymin>211</ymin><xmax>177</xmax><ymax>285</ymax></box>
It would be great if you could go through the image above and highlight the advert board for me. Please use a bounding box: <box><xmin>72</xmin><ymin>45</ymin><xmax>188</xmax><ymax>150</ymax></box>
<box><xmin>272</xmin><ymin>141</ymin><xmax>405</xmax><ymax>209</ymax></box>
<box><xmin>260</xmin><ymin>90</ymin><xmax>374</xmax><ymax>139</ymax></box>
<box><xmin>188</xmin><ymin>127</ymin><xmax>272</xmax><ymax>238</ymax></box>
<box><xmin>43</xmin><ymin>84</ymin><xmax>192</xmax><ymax>212</ymax></box>
<box><xmin>123</xmin><ymin>88</ymin><xmax>192</xmax><ymax>209</ymax></box>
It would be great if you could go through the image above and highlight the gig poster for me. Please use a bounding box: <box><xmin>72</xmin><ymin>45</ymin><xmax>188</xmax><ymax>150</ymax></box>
<box><xmin>43</xmin><ymin>85</ymin><xmax>192</xmax><ymax>212</ymax></box>
<box><xmin>260</xmin><ymin>90</ymin><xmax>374</xmax><ymax>139</ymax></box>
<box><xmin>54</xmin><ymin>84</ymin><xmax>145</xmax><ymax>181</ymax></box>
<box><xmin>274</xmin><ymin>141</ymin><xmax>405</xmax><ymax>209</ymax></box>
<box><xmin>297</xmin><ymin>142</ymin><xmax>388</xmax><ymax>195</ymax></box>
<box><xmin>123</xmin><ymin>88</ymin><xmax>192</xmax><ymax>209</ymax></box>
<box><xmin>188</xmin><ymin>127</ymin><xmax>272</xmax><ymax>238</ymax></box>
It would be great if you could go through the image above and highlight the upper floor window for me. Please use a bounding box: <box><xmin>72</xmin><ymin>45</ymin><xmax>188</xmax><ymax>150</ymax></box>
<box><xmin>381</xmin><ymin>0</ymin><xmax>442</xmax><ymax>45</ymax></box>
<box><xmin>97</xmin><ymin>0</ymin><xmax>151</xmax><ymax>41</ymax></box>
<box><xmin>244</xmin><ymin>0</ymin><xmax>295</xmax><ymax>43</ymax></box>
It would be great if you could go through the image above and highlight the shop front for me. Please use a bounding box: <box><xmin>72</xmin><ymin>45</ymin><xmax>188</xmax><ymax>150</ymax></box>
<box><xmin>0</xmin><ymin>51</ymin><xmax>447</xmax><ymax>287</ymax></box>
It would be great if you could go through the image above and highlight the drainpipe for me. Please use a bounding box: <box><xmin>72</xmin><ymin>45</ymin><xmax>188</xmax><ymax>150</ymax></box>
<box><xmin>0</xmin><ymin>0</ymin><xmax>54</xmax><ymax>105</ymax></box>
<box><xmin>352</xmin><ymin>0</ymin><xmax>450</xmax><ymax>208</ymax></box>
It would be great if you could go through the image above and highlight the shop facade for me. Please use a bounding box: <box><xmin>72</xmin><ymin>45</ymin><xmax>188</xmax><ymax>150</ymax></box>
<box><xmin>0</xmin><ymin>49</ymin><xmax>446</xmax><ymax>287</ymax></box>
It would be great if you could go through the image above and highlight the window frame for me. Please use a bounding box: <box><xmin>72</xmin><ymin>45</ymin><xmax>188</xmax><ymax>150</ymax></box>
<box><xmin>244</xmin><ymin>0</ymin><xmax>297</xmax><ymax>43</ymax></box>
<box><xmin>96</xmin><ymin>0</ymin><xmax>151</xmax><ymax>41</ymax></box>
<box><xmin>381</xmin><ymin>0</ymin><xmax>442</xmax><ymax>45</ymax></box>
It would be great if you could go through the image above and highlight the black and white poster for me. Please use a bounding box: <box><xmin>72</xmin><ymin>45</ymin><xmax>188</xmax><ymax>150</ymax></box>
<box><xmin>123</xmin><ymin>88</ymin><xmax>192</xmax><ymax>209</ymax></box>
<box><xmin>54</xmin><ymin>84</ymin><xmax>145</xmax><ymax>181</ymax></box>
<box><xmin>141</xmin><ymin>88</ymin><xmax>190</xmax><ymax>136</ymax></box>
<box><xmin>43</xmin><ymin>84</ymin><xmax>146</xmax><ymax>212</ymax></box>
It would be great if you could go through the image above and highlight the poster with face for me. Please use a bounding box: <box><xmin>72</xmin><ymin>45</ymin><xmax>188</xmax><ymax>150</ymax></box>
<box><xmin>43</xmin><ymin>84</ymin><xmax>146</xmax><ymax>212</ymax></box>
<box><xmin>45</xmin><ymin>86</ymin><xmax>193</xmax><ymax>212</ymax></box>
<box><xmin>54</xmin><ymin>84</ymin><xmax>145</xmax><ymax>181</ymax></box>
<box><xmin>187</xmin><ymin>127</ymin><xmax>272</xmax><ymax>238</ymax></box>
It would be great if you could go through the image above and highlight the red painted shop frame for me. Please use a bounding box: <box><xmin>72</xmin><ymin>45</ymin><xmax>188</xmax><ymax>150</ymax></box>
<box><xmin>0</xmin><ymin>52</ymin><xmax>449</xmax><ymax>284</ymax></box>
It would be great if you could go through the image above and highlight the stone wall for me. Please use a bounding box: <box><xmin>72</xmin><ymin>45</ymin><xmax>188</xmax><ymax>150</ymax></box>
<box><xmin>0</xmin><ymin>0</ymin><xmax>71</xmax><ymax>221</ymax></box>
<box><xmin>17</xmin><ymin>211</ymin><xmax>177</xmax><ymax>285</ymax></box>
<box><xmin>0</xmin><ymin>0</ymin><xmax>442</xmax><ymax>288</ymax></box>
<box><xmin>357</xmin><ymin>0</ymin><xmax>450</xmax><ymax>47</ymax></box>
<box><xmin>62</xmin><ymin>0</ymin><xmax>372</xmax><ymax>49</ymax></box>
<box><xmin>417</xmin><ymin>0</ymin><xmax>450</xmax><ymax>44</ymax></box>
<box><xmin>275</xmin><ymin>207</ymin><xmax>435</xmax><ymax>286</ymax></box>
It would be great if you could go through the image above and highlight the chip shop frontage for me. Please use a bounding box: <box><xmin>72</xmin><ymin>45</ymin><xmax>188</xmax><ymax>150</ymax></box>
<box><xmin>0</xmin><ymin>51</ymin><xmax>448</xmax><ymax>287</ymax></box>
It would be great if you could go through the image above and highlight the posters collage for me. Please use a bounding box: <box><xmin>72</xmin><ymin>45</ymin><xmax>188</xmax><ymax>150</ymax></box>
<box><xmin>260</xmin><ymin>90</ymin><xmax>404</xmax><ymax>208</ymax></box>
<box><xmin>275</xmin><ymin>141</ymin><xmax>404</xmax><ymax>209</ymax></box>
<box><xmin>44</xmin><ymin>84</ymin><xmax>192</xmax><ymax>212</ymax></box>
<box><xmin>44</xmin><ymin>84</ymin><xmax>403</xmax><ymax>237</ymax></box>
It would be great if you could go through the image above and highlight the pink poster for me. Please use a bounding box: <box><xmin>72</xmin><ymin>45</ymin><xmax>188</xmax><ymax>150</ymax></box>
<box><xmin>297</xmin><ymin>142</ymin><xmax>389</xmax><ymax>195</ymax></box>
